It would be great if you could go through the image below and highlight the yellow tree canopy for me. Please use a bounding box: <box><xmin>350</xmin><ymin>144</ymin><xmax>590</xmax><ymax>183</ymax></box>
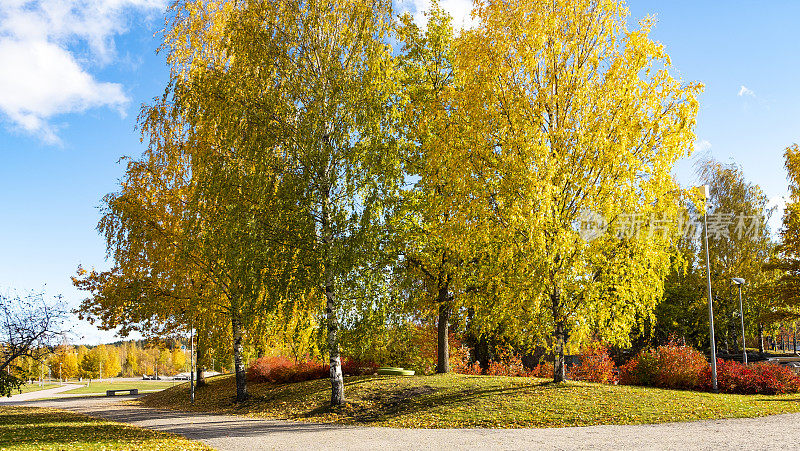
<box><xmin>446</xmin><ymin>0</ymin><xmax>701</xmax><ymax>379</ymax></box>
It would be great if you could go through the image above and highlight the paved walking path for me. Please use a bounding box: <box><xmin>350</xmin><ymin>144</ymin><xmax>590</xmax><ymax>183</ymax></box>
<box><xmin>0</xmin><ymin>384</ymin><xmax>83</xmax><ymax>402</ymax></box>
<box><xmin>8</xmin><ymin>396</ymin><xmax>800</xmax><ymax>450</ymax></box>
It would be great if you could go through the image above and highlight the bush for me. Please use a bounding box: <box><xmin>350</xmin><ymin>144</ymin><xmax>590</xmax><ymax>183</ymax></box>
<box><xmin>247</xmin><ymin>356</ymin><xmax>323</xmax><ymax>383</ymax></box>
<box><xmin>530</xmin><ymin>361</ymin><xmax>554</xmax><ymax>378</ymax></box>
<box><xmin>619</xmin><ymin>343</ymin><xmax>707</xmax><ymax>390</ymax></box>
<box><xmin>711</xmin><ymin>359</ymin><xmax>800</xmax><ymax>395</ymax></box>
<box><xmin>484</xmin><ymin>350</ymin><xmax>528</xmax><ymax>377</ymax></box>
<box><xmin>247</xmin><ymin>355</ymin><xmax>377</xmax><ymax>383</ymax></box>
<box><xmin>619</xmin><ymin>343</ymin><xmax>800</xmax><ymax>395</ymax></box>
<box><xmin>568</xmin><ymin>343</ymin><xmax>616</xmax><ymax>383</ymax></box>
<box><xmin>451</xmin><ymin>345</ymin><xmax>481</xmax><ymax>375</ymax></box>
<box><xmin>453</xmin><ymin>348</ymin><xmax>530</xmax><ymax>377</ymax></box>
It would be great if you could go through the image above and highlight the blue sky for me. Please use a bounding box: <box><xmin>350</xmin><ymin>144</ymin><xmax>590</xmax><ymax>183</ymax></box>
<box><xmin>0</xmin><ymin>0</ymin><xmax>798</xmax><ymax>344</ymax></box>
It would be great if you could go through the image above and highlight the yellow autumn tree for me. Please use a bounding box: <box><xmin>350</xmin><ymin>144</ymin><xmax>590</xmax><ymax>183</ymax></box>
<box><xmin>770</xmin><ymin>144</ymin><xmax>800</xmax><ymax>325</ymax></box>
<box><xmin>394</xmin><ymin>4</ymin><xmax>482</xmax><ymax>374</ymax></box>
<box><xmin>103</xmin><ymin>346</ymin><xmax>122</xmax><ymax>378</ymax></box>
<box><xmin>452</xmin><ymin>0</ymin><xmax>702</xmax><ymax>380</ymax></box>
<box><xmin>49</xmin><ymin>345</ymin><xmax>79</xmax><ymax>380</ymax></box>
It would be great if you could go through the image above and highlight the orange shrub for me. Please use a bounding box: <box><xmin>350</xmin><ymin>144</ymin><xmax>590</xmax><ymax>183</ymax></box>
<box><xmin>451</xmin><ymin>344</ymin><xmax>479</xmax><ymax>374</ymax></box>
<box><xmin>483</xmin><ymin>350</ymin><xmax>527</xmax><ymax>377</ymax></box>
<box><xmin>568</xmin><ymin>343</ymin><xmax>616</xmax><ymax>383</ymax></box>
<box><xmin>530</xmin><ymin>361</ymin><xmax>554</xmax><ymax>378</ymax></box>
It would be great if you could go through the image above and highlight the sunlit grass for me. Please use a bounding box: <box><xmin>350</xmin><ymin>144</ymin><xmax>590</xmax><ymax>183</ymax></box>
<box><xmin>14</xmin><ymin>383</ymin><xmax>59</xmax><ymax>395</ymax></box>
<box><xmin>62</xmin><ymin>381</ymin><xmax>182</xmax><ymax>395</ymax></box>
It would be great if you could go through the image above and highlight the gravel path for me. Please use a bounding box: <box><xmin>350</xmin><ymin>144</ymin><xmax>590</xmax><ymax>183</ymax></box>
<box><xmin>10</xmin><ymin>396</ymin><xmax>800</xmax><ymax>450</ymax></box>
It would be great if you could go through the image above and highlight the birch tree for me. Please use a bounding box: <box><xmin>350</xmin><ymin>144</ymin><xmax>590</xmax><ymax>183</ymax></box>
<box><xmin>208</xmin><ymin>0</ymin><xmax>402</xmax><ymax>405</ymax></box>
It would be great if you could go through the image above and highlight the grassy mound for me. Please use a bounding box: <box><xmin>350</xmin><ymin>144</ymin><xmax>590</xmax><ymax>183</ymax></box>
<box><xmin>0</xmin><ymin>406</ymin><xmax>209</xmax><ymax>450</ymax></box>
<box><xmin>140</xmin><ymin>373</ymin><xmax>800</xmax><ymax>428</ymax></box>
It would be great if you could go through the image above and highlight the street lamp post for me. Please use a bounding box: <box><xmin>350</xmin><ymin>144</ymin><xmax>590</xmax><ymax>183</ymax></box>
<box><xmin>700</xmin><ymin>185</ymin><xmax>718</xmax><ymax>392</ymax></box>
<box><xmin>732</xmin><ymin>278</ymin><xmax>747</xmax><ymax>364</ymax></box>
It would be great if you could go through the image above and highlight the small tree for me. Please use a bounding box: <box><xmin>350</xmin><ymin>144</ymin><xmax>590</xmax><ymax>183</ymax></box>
<box><xmin>1</xmin><ymin>291</ymin><xmax>67</xmax><ymax>395</ymax></box>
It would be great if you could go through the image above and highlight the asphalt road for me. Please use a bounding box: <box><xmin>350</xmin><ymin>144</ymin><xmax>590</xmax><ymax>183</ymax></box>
<box><xmin>9</xmin><ymin>395</ymin><xmax>800</xmax><ymax>450</ymax></box>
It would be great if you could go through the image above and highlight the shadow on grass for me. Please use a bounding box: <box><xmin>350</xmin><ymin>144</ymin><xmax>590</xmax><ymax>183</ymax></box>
<box><xmin>141</xmin><ymin>373</ymin><xmax>605</xmax><ymax>428</ymax></box>
<box><xmin>298</xmin><ymin>377</ymin><xmax>585</xmax><ymax>425</ymax></box>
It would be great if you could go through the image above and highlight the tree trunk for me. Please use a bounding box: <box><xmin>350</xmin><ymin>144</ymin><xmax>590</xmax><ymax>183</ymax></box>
<box><xmin>231</xmin><ymin>310</ymin><xmax>248</xmax><ymax>402</ymax></box>
<box><xmin>551</xmin><ymin>288</ymin><xmax>567</xmax><ymax>382</ymax></box>
<box><xmin>196</xmin><ymin>334</ymin><xmax>207</xmax><ymax>388</ymax></box>
<box><xmin>553</xmin><ymin>322</ymin><xmax>567</xmax><ymax>382</ymax></box>
<box><xmin>436</xmin><ymin>277</ymin><xmax>451</xmax><ymax>374</ymax></box>
<box><xmin>478</xmin><ymin>336</ymin><xmax>489</xmax><ymax>373</ymax></box>
<box><xmin>326</xmin><ymin>279</ymin><xmax>344</xmax><ymax>406</ymax></box>
<box><xmin>436</xmin><ymin>299</ymin><xmax>452</xmax><ymax>374</ymax></box>
<box><xmin>322</xmin><ymin>190</ymin><xmax>344</xmax><ymax>406</ymax></box>
<box><xmin>758</xmin><ymin>323</ymin><xmax>765</xmax><ymax>355</ymax></box>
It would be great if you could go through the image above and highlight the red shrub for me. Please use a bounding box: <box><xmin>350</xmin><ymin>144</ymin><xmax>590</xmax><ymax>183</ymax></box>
<box><xmin>247</xmin><ymin>356</ymin><xmax>299</xmax><ymax>383</ymax></box>
<box><xmin>568</xmin><ymin>343</ymin><xmax>616</xmax><ymax>383</ymax></box>
<box><xmin>619</xmin><ymin>343</ymin><xmax>800</xmax><ymax>395</ymax></box>
<box><xmin>619</xmin><ymin>351</ymin><xmax>659</xmax><ymax>386</ymax></box>
<box><xmin>292</xmin><ymin>360</ymin><xmax>328</xmax><ymax>382</ymax></box>
<box><xmin>710</xmin><ymin>359</ymin><xmax>800</xmax><ymax>395</ymax></box>
<box><xmin>619</xmin><ymin>343</ymin><xmax>707</xmax><ymax>390</ymax></box>
<box><xmin>247</xmin><ymin>356</ymin><xmax>376</xmax><ymax>384</ymax></box>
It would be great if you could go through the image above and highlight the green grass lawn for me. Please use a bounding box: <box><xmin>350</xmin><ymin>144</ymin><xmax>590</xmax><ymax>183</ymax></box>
<box><xmin>140</xmin><ymin>373</ymin><xmax>800</xmax><ymax>428</ymax></box>
<box><xmin>62</xmin><ymin>380</ymin><xmax>182</xmax><ymax>395</ymax></box>
<box><xmin>0</xmin><ymin>406</ymin><xmax>209</xmax><ymax>450</ymax></box>
<box><xmin>15</xmin><ymin>383</ymin><xmax>59</xmax><ymax>395</ymax></box>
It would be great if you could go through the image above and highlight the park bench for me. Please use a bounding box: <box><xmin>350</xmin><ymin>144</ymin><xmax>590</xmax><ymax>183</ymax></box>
<box><xmin>106</xmin><ymin>389</ymin><xmax>139</xmax><ymax>396</ymax></box>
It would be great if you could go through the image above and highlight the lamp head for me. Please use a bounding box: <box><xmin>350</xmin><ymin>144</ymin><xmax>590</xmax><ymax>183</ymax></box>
<box><xmin>732</xmin><ymin>277</ymin><xmax>746</xmax><ymax>285</ymax></box>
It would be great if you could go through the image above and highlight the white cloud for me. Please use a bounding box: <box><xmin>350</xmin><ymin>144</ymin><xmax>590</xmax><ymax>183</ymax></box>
<box><xmin>397</xmin><ymin>0</ymin><xmax>478</xmax><ymax>30</ymax></box>
<box><xmin>0</xmin><ymin>0</ymin><xmax>167</xmax><ymax>143</ymax></box>
<box><xmin>738</xmin><ymin>85</ymin><xmax>756</xmax><ymax>98</ymax></box>
<box><xmin>695</xmin><ymin>139</ymin><xmax>712</xmax><ymax>152</ymax></box>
